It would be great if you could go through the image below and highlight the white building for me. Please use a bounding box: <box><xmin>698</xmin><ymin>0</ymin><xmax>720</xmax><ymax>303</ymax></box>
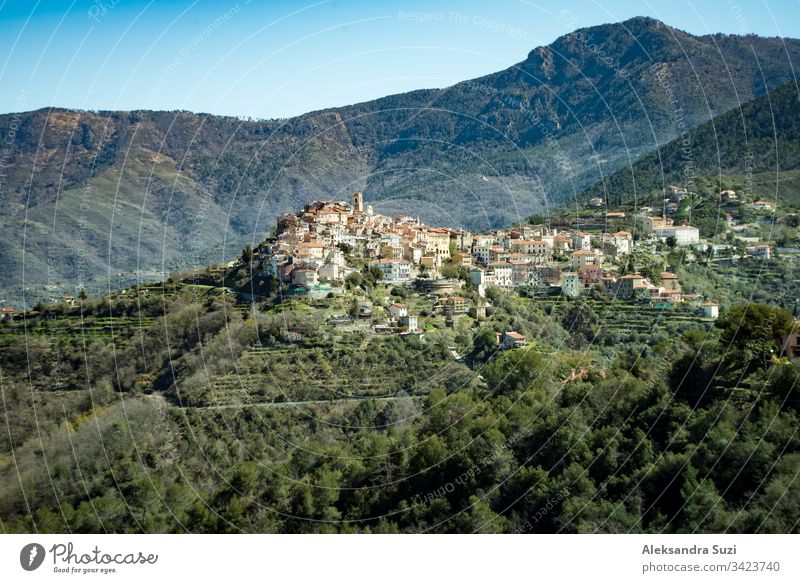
<box><xmin>487</xmin><ymin>261</ymin><xmax>513</xmax><ymax>287</ymax></box>
<box><xmin>389</xmin><ymin>303</ymin><xmax>408</xmax><ymax>319</ymax></box>
<box><xmin>700</xmin><ymin>302</ymin><xmax>719</xmax><ymax>319</ymax></box>
<box><xmin>371</xmin><ymin>259</ymin><xmax>411</xmax><ymax>283</ymax></box>
<box><xmin>653</xmin><ymin>225</ymin><xmax>700</xmax><ymax>246</ymax></box>
<box><xmin>319</xmin><ymin>263</ymin><xmax>340</xmax><ymax>281</ymax></box>
<box><xmin>399</xmin><ymin>314</ymin><xmax>418</xmax><ymax>331</ymax></box>
<box><xmin>499</xmin><ymin>331</ymin><xmax>527</xmax><ymax>350</ymax></box>
<box><xmin>573</xmin><ymin>232</ymin><xmax>592</xmax><ymax>251</ymax></box>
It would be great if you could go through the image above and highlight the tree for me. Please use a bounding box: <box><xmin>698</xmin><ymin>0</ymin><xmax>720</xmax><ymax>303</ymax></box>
<box><xmin>345</xmin><ymin>272</ymin><xmax>364</xmax><ymax>290</ymax></box>
<box><xmin>365</xmin><ymin>265</ymin><xmax>383</xmax><ymax>285</ymax></box>
<box><xmin>715</xmin><ymin>303</ymin><xmax>794</xmax><ymax>369</ymax></box>
<box><xmin>529</xmin><ymin>214</ymin><xmax>545</xmax><ymax>225</ymax></box>
<box><xmin>562</xmin><ymin>300</ymin><xmax>600</xmax><ymax>346</ymax></box>
<box><xmin>471</xmin><ymin>328</ymin><xmax>498</xmax><ymax>361</ymax></box>
<box><xmin>483</xmin><ymin>349</ymin><xmax>553</xmax><ymax>394</ymax></box>
<box><xmin>241</xmin><ymin>244</ymin><xmax>253</xmax><ymax>265</ymax></box>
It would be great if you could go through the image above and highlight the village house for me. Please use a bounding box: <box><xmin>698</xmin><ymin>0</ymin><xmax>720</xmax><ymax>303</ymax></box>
<box><xmin>511</xmin><ymin>261</ymin><xmax>540</xmax><ymax>287</ymax></box>
<box><xmin>616</xmin><ymin>273</ymin><xmax>646</xmax><ymax>298</ymax></box>
<box><xmin>511</xmin><ymin>239</ymin><xmax>550</xmax><ymax>262</ymax></box>
<box><xmin>700</xmin><ymin>302</ymin><xmax>719</xmax><ymax>319</ymax></box>
<box><xmin>642</xmin><ymin>215</ymin><xmax>672</xmax><ymax>234</ymax></box>
<box><xmin>487</xmin><ymin>261</ymin><xmax>513</xmax><ymax>287</ymax></box>
<box><xmin>468</xmin><ymin>305</ymin><xmax>487</xmax><ymax>321</ymax></box>
<box><xmin>589</xmin><ymin>197</ymin><xmax>604</xmax><ymax>208</ymax></box>
<box><xmin>450</xmin><ymin>230</ymin><xmax>473</xmax><ymax>253</ymax></box>
<box><xmin>751</xmin><ymin>244</ymin><xmax>772</xmax><ymax>259</ymax></box>
<box><xmin>420</xmin><ymin>254</ymin><xmax>439</xmax><ymax>270</ymax></box>
<box><xmin>569</xmin><ymin>249</ymin><xmax>596</xmax><ymax>269</ymax></box>
<box><xmin>371</xmin><ymin>258</ymin><xmax>411</xmax><ymax>283</ymax></box>
<box><xmin>424</xmin><ymin>228</ymin><xmax>452</xmax><ymax>261</ymax></box>
<box><xmin>612</xmin><ymin>231</ymin><xmax>632</xmax><ymax>255</ymax></box>
<box><xmin>660</xmin><ymin>271</ymin><xmax>680</xmax><ymax>292</ymax></box>
<box><xmin>452</xmin><ymin>252</ymin><xmax>473</xmax><ymax>266</ymax></box>
<box><xmin>536</xmin><ymin>264</ymin><xmax>563</xmax><ymax>286</ymax></box>
<box><xmin>380</xmin><ymin>244</ymin><xmax>405</xmax><ymax>260</ymax></box>
<box><xmin>318</xmin><ymin>263</ymin><xmax>340</xmax><ymax>282</ymax></box>
<box><xmin>552</xmin><ymin>235</ymin><xmax>571</xmax><ymax>253</ymax></box>
<box><xmin>489</xmin><ymin>245</ymin><xmax>508</xmax><ymax>263</ymax></box>
<box><xmin>388</xmin><ymin>302</ymin><xmax>408</xmax><ymax>319</ymax></box>
<box><xmin>750</xmin><ymin>200</ymin><xmax>775</xmax><ymax>212</ymax></box>
<box><xmin>654</xmin><ymin>225</ymin><xmax>700</xmax><ymax>246</ymax></box>
<box><xmin>577</xmin><ymin>265</ymin><xmax>605</xmax><ymax>289</ymax></box>
<box><xmin>468</xmin><ymin>267</ymin><xmax>486</xmax><ymax>287</ymax></box>
<box><xmin>398</xmin><ymin>313</ymin><xmax>419</xmax><ymax>331</ymax></box>
<box><xmin>292</xmin><ymin>267</ymin><xmax>318</xmax><ymax>288</ymax></box>
<box><xmin>438</xmin><ymin>296</ymin><xmax>468</xmax><ymax>315</ymax></box>
<box><xmin>780</xmin><ymin>321</ymin><xmax>800</xmax><ymax>360</ymax></box>
<box><xmin>499</xmin><ymin>331</ymin><xmax>527</xmax><ymax>350</ymax></box>
<box><xmin>560</xmin><ymin>272</ymin><xmax>580</xmax><ymax>297</ymax></box>
<box><xmin>472</xmin><ymin>244</ymin><xmax>493</xmax><ymax>265</ymax></box>
<box><xmin>0</xmin><ymin>307</ymin><xmax>13</xmax><ymax>322</ymax></box>
<box><xmin>572</xmin><ymin>232</ymin><xmax>592</xmax><ymax>251</ymax></box>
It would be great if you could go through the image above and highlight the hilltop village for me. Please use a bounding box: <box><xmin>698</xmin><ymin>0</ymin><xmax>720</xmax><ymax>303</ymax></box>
<box><xmin>246</xmin><ymin>191</ymin><xmax>732</xmax><ymax>343</ymax></box>
<box><xmin>6</xmin><ymin>184</ymin><xmax>796</xmax><ymax>354</ymax></box>
<box><xmin>4</xmin><ymin>183</ymin><xmax>796</xmax><ymax>360</ymax></box>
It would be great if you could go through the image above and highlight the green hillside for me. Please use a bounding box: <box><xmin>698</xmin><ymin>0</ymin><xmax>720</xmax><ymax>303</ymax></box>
<box><xmin>582</xmin><ymin>81</ymin><xmax>800</xmax><ymax>207</ymax></box>
<box><xmin>1</xmin><ymin>273</ymin><xmax>798</xmax><ymax>533</ymax></box>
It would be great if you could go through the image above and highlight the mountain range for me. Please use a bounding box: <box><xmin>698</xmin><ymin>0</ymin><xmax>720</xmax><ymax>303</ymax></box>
<box><xmin>1</xmin><ymin>16</ymin><xmax>800</xmax><ymax>306</ymax></box>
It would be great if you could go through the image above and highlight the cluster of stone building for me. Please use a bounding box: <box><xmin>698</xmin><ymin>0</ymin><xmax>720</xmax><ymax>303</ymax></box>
<box><xmin>253</xmin><ymin>192</ymin><xmax>712</xmax><ymax>307</ymax></box>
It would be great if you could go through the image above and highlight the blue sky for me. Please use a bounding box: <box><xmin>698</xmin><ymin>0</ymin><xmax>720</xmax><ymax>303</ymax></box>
<box><xmin>1</xmin><ymin>0</ymin><xmax>799</xmax><ymax>118</ymax></box>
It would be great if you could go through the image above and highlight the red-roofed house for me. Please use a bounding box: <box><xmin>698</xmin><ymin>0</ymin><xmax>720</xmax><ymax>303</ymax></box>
<box><xmin>499</xmin><ymin>331</ymin><xmax>527</xmax><ymax>350</ymax></box>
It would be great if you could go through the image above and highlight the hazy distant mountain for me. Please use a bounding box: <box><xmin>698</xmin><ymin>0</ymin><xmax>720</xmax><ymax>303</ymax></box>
<box><xmin>2</xmin><ymin>16</ymin><xmax>800</xmax><ymax>305</ymax></box>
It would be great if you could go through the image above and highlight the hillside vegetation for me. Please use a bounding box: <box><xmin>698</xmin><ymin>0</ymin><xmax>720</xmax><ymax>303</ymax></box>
<box><xmin>1</xmin><ymin>279</ymin><xmax>798</xmax><ymax>533</ymax></box>
<box><xmin>582</xmin><ymin>81</ymin><xmax>800</xmax><ymax>206</ymax></box>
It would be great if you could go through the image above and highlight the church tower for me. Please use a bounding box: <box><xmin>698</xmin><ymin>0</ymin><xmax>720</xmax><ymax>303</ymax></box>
<box><xmin>352</xmin><ymin>191</ymin><xmax>364</xmax><ymax>214</ymax></box>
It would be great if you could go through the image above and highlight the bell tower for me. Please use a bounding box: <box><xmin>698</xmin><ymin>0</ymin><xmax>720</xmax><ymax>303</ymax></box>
<box><xmin>352</xmin><ymin>191</ymin><xmax>364</xmax><ymax>214</ymax></box>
